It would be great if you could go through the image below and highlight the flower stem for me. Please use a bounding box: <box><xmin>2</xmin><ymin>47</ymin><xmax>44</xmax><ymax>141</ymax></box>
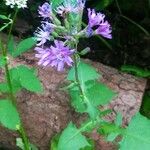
<box><xmin>1</xmin><ymin>8</ymin><xmax>30</xmax><ymax>150</ymax></box>
<box><xmin>73</xmin><ymin>54</ymin><xmax>84</xmax><ymax>96</ymax></box>
<box><xmin>7</xmin><ymin>8</ymin><xmax>18</xmax><ymax>43</ymax></box>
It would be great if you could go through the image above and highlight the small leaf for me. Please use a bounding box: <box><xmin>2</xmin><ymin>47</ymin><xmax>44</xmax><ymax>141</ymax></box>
<box><xmin>0</xmin><ymin>99</ymin><xmax>21</xmax><ymax>130</ymax></box>
<box><xmin>0</xmin><ymin>15</ymin><xmax>9</xmax><ymax>20</ymax></box>
<box><xmin>12</xmin><ymin>37</ymin><xmax>36</xmax><ymax>57</ymax></box>
<box><xmin>120</xmin><ymin>113</ymin><xmax>150</xmax><ymax>150</ymax></box>
<box><xmin>58</xmin><ymin>123</ymin><xmax>90</xmax><ymax>150</ymax></box>
<box><xmin>67</xmin><ymin>61</ymin><xmax>100</xmax><ymax>83</ymax></box>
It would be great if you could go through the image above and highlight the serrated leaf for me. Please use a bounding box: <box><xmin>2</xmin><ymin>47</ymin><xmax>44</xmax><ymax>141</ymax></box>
<box><xmin>69</xmin><ymin>81</ymin><xmax>116</xmax><ymax>114</ymax></box>
<box><xmin>67</xmin><ymin>61</ymin><xmax>100</xmax><ymax>83</ymax></box>
<box><xmin>0</xmin><ymin>99</ymin><xmax>21</xmax><ymax>130</ymax></box>
<box><xmin>12</xmin><ymin>65</ymin><xmax>43</xmax><ymax>93</ymax></box>
<box><xmin>12</xmin><ymin>37</ymin><xmax>36</xmax><ymax>57</ymax></box>
<box><xmin>120</xmin><ymin>113</ymin><xmax>150</xmax><ymax>150</ymax></box>
<box><xmin>58</xmin><ymin>123</ymin><xmax>90</xmax><ymax>150</ymax></box>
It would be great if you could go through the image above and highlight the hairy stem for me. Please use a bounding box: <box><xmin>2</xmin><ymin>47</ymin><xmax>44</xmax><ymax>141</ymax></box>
<box><xmin>1</xmin><ymin>9</ymin><xmax>30</xmax><ymax>150</ymax></box>
<box><xmin>73</xmin><ymin>54</ymin><xmax>84</xmax><ymax>96</ymax></box>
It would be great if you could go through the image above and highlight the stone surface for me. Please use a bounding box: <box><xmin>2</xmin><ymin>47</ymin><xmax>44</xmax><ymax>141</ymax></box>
<box><xmin>0</xmin><ymin>51</ymin><xmax>147</xmax><ymax>150</ymax></box>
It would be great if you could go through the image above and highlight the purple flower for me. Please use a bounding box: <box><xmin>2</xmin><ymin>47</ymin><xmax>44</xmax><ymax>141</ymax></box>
<box><xmin>56</xmin><ymin>0</ymin><xmax>86</xmax><ymax>16</ymax></box>
<box><xmin>35</xmin><ymin>40</ymin><xmax>74</xmax><ymax>71</ymax></box>
<box><xmin>87</xmin><ymin>8</ymin><xmax>112</xmax><ymax>39</ymax></box>
<box><xmin>95</xmin><ymin>21</ymin><xmax>112</xmax><ymax>39</ymax></box>
<box><xmin>34</xmin><ymin>22</ymin><xmax>53</xmax><ymax>46</ymax></box>
<box><xmin>38</xmin><ymin>2</ymin><xmax>52</xmax><ymax>18</ymax></box>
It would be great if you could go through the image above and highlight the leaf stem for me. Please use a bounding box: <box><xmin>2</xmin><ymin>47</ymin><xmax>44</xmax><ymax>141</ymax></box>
<box><xmin>19</xmin><ymin>125</ymin><xmax>30</xmax><ymax>150</ymax></box>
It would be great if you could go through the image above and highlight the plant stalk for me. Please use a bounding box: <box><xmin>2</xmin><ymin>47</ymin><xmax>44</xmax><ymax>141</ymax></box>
<box><xmin>2</xmin><ymin>8</ymin><xmax>30</xmax><ymax>150</ymax></box>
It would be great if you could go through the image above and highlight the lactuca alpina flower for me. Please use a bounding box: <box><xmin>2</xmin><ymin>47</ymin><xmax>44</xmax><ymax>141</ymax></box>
<box><xmin>56</xmin><ymin>0</ymin><xmax>86</xmax><ymax>16</ymax></box>
<box><xmin>34</xmin><ymin>22</ymin><xmax>53</xmax><ymax>46</ymax></box>
<box><xmin>35</xmin><ymin>40</ymin><xmax>74</xmax><ymax>71</ymax></box>
<box><xmin>5</xmin><ymin>0</ymin><xmax>28</xmax><ymax>8</ymax></box>
<box><xmin>38</xmin><ymin>2</ymin><xmax>52</xmax><ymax>19</ymax></box>
<box><xmin>87</xmin><ymin>8</ymin><xmax>112</xmax><ymax>39</ymax></box>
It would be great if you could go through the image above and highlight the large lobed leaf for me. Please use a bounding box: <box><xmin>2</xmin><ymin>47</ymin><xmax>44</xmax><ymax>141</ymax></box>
<box><xmin>0</xmin><ymin>99</ymin><xmax>20</xmax><ymax>130</ymax></box>
<box><xmin>57</xmin><ymin>123</ymin><xmax>90</xmax><ymax>150</ymax></box>
<box><xmin>10</xmin><ymin>65</ymin><xmax>43</xmax><ymax>93</ymax></box>
<box><xmin>67</xmin><ymin>61</ymin><xmax>100</xmax><ymax>83</ymax></box>
<box><xmin>8</xmin><ymin>37</ymin><xmax>36</xmax><ymax>57</ymax></box>
<box><xmin>69</xmin><ymin>81</ymin><xmax>116</xmax><ymax>118</ymax></box>
<box><xmin>120</xmin><ymin>113</ymin><xmax>150</xmax><ymax>150</ymax></box>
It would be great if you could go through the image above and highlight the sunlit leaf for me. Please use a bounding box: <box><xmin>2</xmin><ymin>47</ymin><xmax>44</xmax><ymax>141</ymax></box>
<box><xmin>0</xmin><ymin>99</ymin><xmax>20</xmax><ymax>130</ymax></box>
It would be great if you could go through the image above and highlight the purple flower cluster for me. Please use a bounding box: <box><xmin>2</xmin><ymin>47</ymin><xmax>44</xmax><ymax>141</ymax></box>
<box><xmin>38</xmin><ymin>2</ymin><xmax>52</xmax><ymax>18</ymax></box>
<box><xmin>34</xmin><ymin>1</ymin><xmax>112</xmax><ymax>71</ymax></box>
<box><xmin>34</xmin><ymin>22</ymin><xmax>53</xmax><ymax>46</ymax></box>
<box><xmin>35</xmin><ymin>40</ymin><xmax>74</xmax><ymax>71</ymax></box>
<box><xmin>87</xmin><ymin>8</ymin><xmax>112</xmax><ymax>39</ymax></box>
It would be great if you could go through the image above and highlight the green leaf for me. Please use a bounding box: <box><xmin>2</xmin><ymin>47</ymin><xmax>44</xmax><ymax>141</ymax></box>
<box><xmin>80</xmin><ymin>139</ymin><xmax>95</xmax><ymax>150</ymax></box>
<box><xmin>121</xmin><ymin>65</ymin><xmax>150</xmax><ymax>77</ymax></box>
<box><xmin>93</xmin><ymin>0</ymin><xmax>113</xmax><ymax>10</ymax></box>
<box><xmin>120</xmin><ymin>113</ymin><xmax>150</xmax><ymax>150</ymax></box>
<box><xmin>51</xmin><ymin>134</ymin><xmax>60</xmax><ymax>150</ymax></box>
<box><xmin>67</xmin><ymin>61</ymin><xmax>100</xmax><ymax>83</ymax></box>
<box><xmin>69</xmin><ymin>81</ymin><xmax>116</xmax><ymax>114</ymax></box>
<box><xmin>0</xmin><ymin>56</ymin><xmax>6</xmax><ymax>68</ymax></box>
<box><xmin>0</xmin><ymin>99</ymin><xmax>21</xmax><ymax>130</ymax></box>
<box><xmin>10</xmin><ymin>65</ymin><xmax>43</xmax><ymax>93</ymax></box>
<box><xmin>0</xmin><ymin>83</ymin><xmax>9</xmax><ymax>93</ymax></box>
<box><xmin>12</xmin><ymin>37</ymin><xmax>36</xmax><ymax>57</ymax></box>
<box><xmin>51</xmin><ymin>0</ymin><xmax>64</xmax><ymax>9</ymax></box>
<box><xmin>58</xmin><ymin>123</ymin><xmax>90</xmax><ymax>150</ymax></box>
<box><xmin>0</xmin><ymin>15</ymin><xmax>9</xmax><ymax>20</ymax></box>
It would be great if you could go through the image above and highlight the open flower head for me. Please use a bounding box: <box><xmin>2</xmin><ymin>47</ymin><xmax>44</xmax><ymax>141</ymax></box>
<box><xmin>5</xmin><ymin>0</ymin><xmax>28</xmax><ymax>8</ymax></box>
<box><xmin>34</xmin><ymin>22</ymin><xmax>53</xmax><ymax>46</ymax></box>
<box><xmin>38</xmin><ymin>2</ymin><xmax>52</xmax><ymax>19</ymax></box>
<box><xmin>35</xmin><ymin>40</ymin><xmax>74</xmax><ymax>71</ymax></box>
<box><xmin>87</xmin><ymin>8</ymin><xmax>112</xmax><ymax>39</ymax></box>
